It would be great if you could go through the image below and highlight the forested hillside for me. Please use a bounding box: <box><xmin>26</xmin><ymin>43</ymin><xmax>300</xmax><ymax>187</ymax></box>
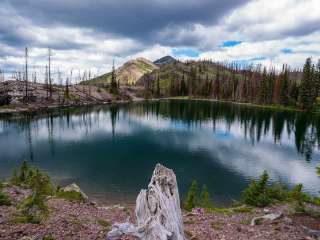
<box><xmin>141</xmin><ymin>58</ymin><xmax>320</xmax><ymax>111</ymax></box>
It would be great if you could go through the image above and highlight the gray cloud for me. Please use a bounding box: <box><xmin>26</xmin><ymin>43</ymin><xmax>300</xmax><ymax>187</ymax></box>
<box><xmin>4</xmin><ymin>0</ymin><xmax>249</xmax><ymax>45</ymax></box>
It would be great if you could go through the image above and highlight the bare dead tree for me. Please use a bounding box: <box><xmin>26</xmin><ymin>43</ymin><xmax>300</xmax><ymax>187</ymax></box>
<box><xmin>48</xmin><ymin>48</ymin><xmax>53</xmax><ymax>99</ymax></box>
<box><xmin>24</xmin><ymin>47</ymin><xmax>29</xmax><ymax>101</ymax></box>
<box><xmin>45</xmin><ymin>65</ymin><xmax>49</xmax><ymax>99</ymax></box>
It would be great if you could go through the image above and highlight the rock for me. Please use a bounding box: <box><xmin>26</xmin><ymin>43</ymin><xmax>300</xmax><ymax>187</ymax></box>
<box><xmin>19</xmin><ymin>237</ymin><xmax>32</xmax><ymax>240</ymax></box>
<box><xmin>0</xmin><ymin>217</ymin><xmax>4</xmax><ymax>224</ymax></box>
<box><xmin>251</xmin><ymin>212</ymin><xmax>283</xmax><ymax>226</ymax></box>
<box><xmin>263</xmin><ymin>208</ymin><xmax>270</xmax><ymax>214</ymax></box>
<box><xmin>309</xmin><ymin>229</ymin><xmax>320</xmax><ymax>239</ymax></box>
<box><xmin>283</xmin><ymin>217</ymin><xmax>293</xmax><ymax>225</ymax></box>
<box><xmin>99</xmin><ymin>204</ymin><xmax>125</xmax><ymax>211</ymax></box>
<box><xmin>107</xmin><ymin>163</ymin><xmax>186</xmax><ymax>240</ymax></box>
<box><xmin>61</xmin><ymin>183</ymin><xmax>88</xmax><ymax>201</ymax></box>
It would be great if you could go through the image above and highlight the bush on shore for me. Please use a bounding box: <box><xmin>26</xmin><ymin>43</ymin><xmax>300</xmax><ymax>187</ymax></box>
<box><xmin>184</xmin><ymin>170</ymin><xmax>320</xmax><ymax>212</ymax></box>
<box><xmin>0</xmin><ymin>181</ymin><xmax>11</xmax><ymax>206</ymax></box>
<box><xmin>10</xmin><ymin>161</ymin><xmax>55</xmax><ymax>223</ymax></box>
<box><xmin>242</xmin><ymin>171</ymin><xmax>318</xmax><ymax>208</ymax></box>
<box><xmin>183</xmin><ymin>180</ymin><xmax>214</xmax><ymax>211</ymax></box>
<box><xmin>56</xmin><ymin>186</ymin><xmax>85</xmax><ymax>202</ymax></box>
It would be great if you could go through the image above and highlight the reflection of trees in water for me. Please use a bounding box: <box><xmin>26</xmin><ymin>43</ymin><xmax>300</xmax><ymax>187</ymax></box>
<box><xmin>110</xmin><ymin>105</ymin><xmax>119</xmax><ymax>138</ymax></box>
<box><xmin>0</xmin><ymin>102</ymin><xmax>319</xmax><ymax>162</ymax></box>
<box><xmin>0</xmin><ymin>106</ymin><xmax>105</xmax><ymax>160</ymax></box>
<box><xmin>129</xmin><ymin>100</ymin><xmax>320</xmax><ymax>161</ymax></box>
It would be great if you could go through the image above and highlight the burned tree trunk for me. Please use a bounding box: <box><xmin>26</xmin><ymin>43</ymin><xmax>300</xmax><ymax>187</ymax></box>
<box><xmin>107</xmin><ymin>164</ymin><xmax>186</xmax><ymax>240</ymax></box>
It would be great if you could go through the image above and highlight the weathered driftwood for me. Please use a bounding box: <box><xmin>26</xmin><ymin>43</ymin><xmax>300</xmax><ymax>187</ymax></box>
<box><xmin>107</xmin><ymin>164</ymin><xmax>186</xmax><ymax>240</ymax></box>
<box><xmin>251</xmin><ymin>212</ymin><xmax>283</xmax><ymax>226</ymax></box>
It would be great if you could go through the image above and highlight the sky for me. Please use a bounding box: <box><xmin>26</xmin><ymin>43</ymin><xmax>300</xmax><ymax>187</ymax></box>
<box><xmin>0</xmin><ymin>0</ymin><xmax>319</xmax><ymax>81</ymax></box>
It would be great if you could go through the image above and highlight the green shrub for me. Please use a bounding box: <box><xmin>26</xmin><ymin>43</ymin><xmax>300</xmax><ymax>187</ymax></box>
<box><xmin>43</xmin><ymin>235</ymin><xmax>55</xmax><ymax>240</ymax></box>
<box><xmin>0</xmin><ymin>191</ymin><xmax>11</xmax><ymax>206</ymax></box>
<box><xmin>0</xmin><ymin>181</ymin><xmax>11</xmax><ymax>206</ymax></box>
<box><xmin>242</xmin><ymin>171</ymin><xmax>272</xmax><ymax>207</ymax></box>
<box><xmin>268</xmin><ymin>183</ymin><xmax>290</xmax><ymax>202</ymax></box>
<box><xmin>10</xmin><ymin>215</ymin><xmax>38</xmax><ymax>224</ymax></box>
<box><xmin>242</xmin><ymin>171</ymin><xmax>318</xmax><ymax>208</ymax></box>
<box><xmin>56</xmin><ymin>189</ymin><xmax>85</xmax><ymax>202</ymax></box>
<box><xmin>183</xmin><ymin>180</ymin><xmax>198</xmax><ymax>211</ymax></box>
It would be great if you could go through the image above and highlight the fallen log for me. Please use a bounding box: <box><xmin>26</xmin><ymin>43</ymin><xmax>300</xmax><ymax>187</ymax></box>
<box><xmin>107</xmin><ymin>164</ymin><xmax>186</xmax><ymax>240</ymax></box>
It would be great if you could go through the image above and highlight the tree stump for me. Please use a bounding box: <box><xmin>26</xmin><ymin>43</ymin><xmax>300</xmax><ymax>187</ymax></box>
<box><xmin>107</xmin><ymin>164</ymin><xmax>186</xmax><ymax>240</ymax></box>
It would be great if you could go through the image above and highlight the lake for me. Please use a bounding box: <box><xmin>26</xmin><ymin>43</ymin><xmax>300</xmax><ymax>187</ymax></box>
<box><xmin>0</xmin><ymin>100</ymin><xmax>319</xmax><ymax>205</ymax></box>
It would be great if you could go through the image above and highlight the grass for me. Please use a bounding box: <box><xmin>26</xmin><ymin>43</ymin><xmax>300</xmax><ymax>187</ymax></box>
<box><xmin>211</xmin><ymin>221</ymin><xmax>223</xmax><ymax>230</ymax></box>
<box><xmin>183</xmin><ymin>219</ymin><xmax>195</xmax><ymax>224</ymax></box>
<box><xmin>9</xmin><ymin>215</ymin><xmax>41</xmax><ymax>224</ymax></box>
<box><xmin>97</xmin><ymin>218</ymin><xmax>112</xmax><ymax>232</ymax></box>
<box><xmin>43</xmin><ymin>235</ymin><xmax>55</xmax><ymax>240</ymax></box>
<box><xmin>97</xmin><ymin>219</ymin><xmax>111</xmax><ymax>228</ymax></box>
<box><xmin>204</xmin><ymin>205</ymin><xmax>253</xmax><ymax>216</ymax></box>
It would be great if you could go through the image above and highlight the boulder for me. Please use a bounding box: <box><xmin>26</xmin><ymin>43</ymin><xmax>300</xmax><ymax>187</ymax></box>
<box><xmin>107</xmin><ymin>164</ymin><xmax>186</xmax><ymax>240</ymax></box>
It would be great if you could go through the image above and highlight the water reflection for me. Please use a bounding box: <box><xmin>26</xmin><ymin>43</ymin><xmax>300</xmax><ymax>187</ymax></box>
<box><xmin>0</xmin><ymin>100</ymin><xmax>319</xmax><ymax>204</ymax></box>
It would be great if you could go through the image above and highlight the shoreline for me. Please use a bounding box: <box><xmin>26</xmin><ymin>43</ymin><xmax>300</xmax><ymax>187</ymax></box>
<box><xmin>163</xmin><ymin>96</ymin><xmax>309</xmax><ymax>113</ymax></box>
<box><xmin>1</xmin><ymin>96</ymin><xmax>316</xmax><ymax>116</ymax></box>
<box><xmin>0</xmin><ymin>98</ymin><xmax>147</xmax><ymax>116</ymax></box>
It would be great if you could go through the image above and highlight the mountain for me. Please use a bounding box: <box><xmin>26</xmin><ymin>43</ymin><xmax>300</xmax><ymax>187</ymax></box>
<box><xmin>153</xmin><ymin>56</ymin><xmax>177</xmax><ymax>66</ymax></box>
<box><xmin>85</xmin><ymin>58</ymin><xmax>158</xmax><ymax>86</ymax></box>
<box><xmin>139</xmin><ymin>60</ymin><xmax>253</xmax><ymax>97</ymax></box>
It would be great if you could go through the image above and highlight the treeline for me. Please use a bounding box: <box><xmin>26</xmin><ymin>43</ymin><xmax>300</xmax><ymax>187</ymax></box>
<box><xmin>142</xmin><ymin>58</ymin><xmax>320</xmax><ymax>111</ymax></box>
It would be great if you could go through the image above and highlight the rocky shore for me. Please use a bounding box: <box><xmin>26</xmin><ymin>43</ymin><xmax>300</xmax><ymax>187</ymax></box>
<box><xmin>1</xmin><ymin>183</ymin><xmax>320</xmax><ymax>240</ymax></box>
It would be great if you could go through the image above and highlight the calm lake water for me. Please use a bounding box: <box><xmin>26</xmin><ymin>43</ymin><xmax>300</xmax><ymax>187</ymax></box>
<box><xmin>0</xmin><ymin>100</ymin><xmax>319</xmax><ymax>205</ymax></box>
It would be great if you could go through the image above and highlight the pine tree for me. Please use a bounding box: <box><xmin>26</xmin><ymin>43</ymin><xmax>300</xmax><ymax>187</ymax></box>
<box><xmin>184</xmin><ymin>180</ymin><xmax>198</xmax><ymax>211</ymax></box>
<box><xmin>214</xmin><ymin>67</ymin><xmax>220</xmax><ymax>100</ymax></box>
<box><xmin>267</xmin><ymin>70</ymin><xmax>276</xmax><ymax>104</ymax></box>
<box><xmin>242</xmin><ymin>170</ymin><xmax>271</xmax><ymax>207</ymax></box>
<box><xmin>180</xmin><ymin>72</ymin><xmax>187</xmax><ymax>96</ymax></box>
<box><xmin>110</xmin><ymin>60</ymin><xmax>118</xmax><ymax>94</ymax></box>
<box><xmin>258</xmin><ymin>68</ymin><xmax>268</xmax><ymax>104</ymax></box>
<box><xmin>20</xmin><ymin>168</ymin><xmax>54</xmax><ymax>223</ymax></box>
<box><xmin>289</xmin><ymin>82</ymin><xmax>299</xmax><ymax>106</ymax></box>
<box><xmin>198</xmin><ymin>185</ymin><xmax>212</xmax><ymax>208</ymax></box>
<box><xmin>156</xmin><ymin>74</ymin><xmax>160</xmax><ymax>98</ymax></box>
<box><xmin>279</xmin><ymin>67</ymin><xmax>289</xmax><ymax>106</ymax></box>
<box><xmin>19</xmin><ymin>160</ymin><xmax>29</xmax><ymax>183</ymax></box>
<box><xmin>315</xmin><ymin>59</ymin><xmax>320</xmax><ymax>97</ymax></box>
<box><xmin>299</xmin><ymin>58</ymin><xmax>316</xmax><ymax>110</ymax></box>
